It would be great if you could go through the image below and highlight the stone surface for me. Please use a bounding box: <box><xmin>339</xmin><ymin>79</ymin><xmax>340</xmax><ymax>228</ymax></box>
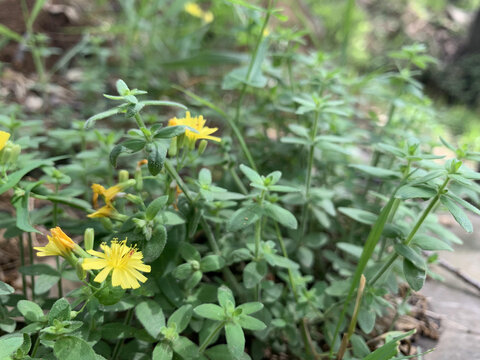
<box><xmin>419</xmin><ymin>213</ymin><xmax>480</xmax><ymax>359</ymax></box>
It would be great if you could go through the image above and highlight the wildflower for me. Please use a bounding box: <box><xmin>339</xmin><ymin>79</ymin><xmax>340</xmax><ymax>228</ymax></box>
<box><xmin>88</xmin><ymin>205</ymin><xmax>114</xmax><ymax>218</ymax></box>
<box><xmin>184</xmin><ymin>2</ymin><xmax>214</xmax><ymax>23</ymax></box>
<box><xmin>34</xmin><ymin>227</ymin><xmax>76</xmax><ymax>257</ymax></box>
<box><xmin>91</xmin><ymin>183</ymin><xmax>122</xmax><ymax>209</ymax></box>
<box><xmin>82</xmin><ymin>240</ymin><xmax>151</xmax><ymax>289</ymax></box>
<box><xmin>0</xmin><ymin>131</ymin><xmax>10</xmax><ymax>151</ymax></box>
<box><xmin>168</xmin><ymin>111</ymin><xmax>221</xmax><ymax>145</ymax></box>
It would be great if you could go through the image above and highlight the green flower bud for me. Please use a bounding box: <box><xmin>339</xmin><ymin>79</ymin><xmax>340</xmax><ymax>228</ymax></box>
<box><xmin>0</xmin><ymin>147</ymin><xmax>11</xmax><ymax>165</ymax></box>
<box><xmin>135</xmin><ymin>168</ymin><xmax>143</xmax><ymax>191</ymax></box>
<box><xmin>119</xmin><ymin>169</ymin><xmax>129</xmax><ymax>183</ymax></box>
<box><xmin>84</xmin><ymin>228</ymin><xmax>94</xmax><ymax>251</ymax></box>
<box><xmin>198</xmin><ymin>139</ymin><xmax>208</xmax><ymax>155</ymax></box>
<box><xmin>168</xmin><ymin>137</ymin><xmax>178</xmax><ymax>157</ymax></box>
<box><xmin>8</xmin><ymin>144</ymin><xmax>21</xmax><ymax>164</ymax></box>
<box><xmin>76</xmin><ymin>259</ymin><xmax>86</xmax><ymax>280</ymax></box>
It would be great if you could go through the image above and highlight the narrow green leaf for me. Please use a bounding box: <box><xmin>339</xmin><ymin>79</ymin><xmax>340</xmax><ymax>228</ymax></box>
<box><xmin>403</xmin><ymin>259</ymin><xmax>426</xmax><ymax>291</ymax></box>
<box><xmin>225</xmin><ymin>322</ymin><xmax>245</xmax><ymax>355</ymax></box>
<box><xmin>263</xmin><ymin>202</ymin><xmax>297</xmax><ymax>229</ymax></box>
<box><xmin>440</xmin><ymin>195</ymin><xmax>473</xmax><ymax>233</ymax></box>
<box><xmin>194</xmin><ymin>304</ymin><xmax>225</xmax><ymax>321</ymax></box>
<box><xmin>394</xmin><ymin>244</ymin><xmax>425</xmax><ymax>270</ymax></box>
<box><xmin>239</xmin><ymin>164</ymin><xmax>262</xmax><ymax>185</ymax></box>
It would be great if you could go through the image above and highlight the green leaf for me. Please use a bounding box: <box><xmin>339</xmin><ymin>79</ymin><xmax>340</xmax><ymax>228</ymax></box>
<box><xmin>263</xmin><ymin>202</ymin><xmax>297</xmax><ymax>229</ymax></box>
<box><xmin>48</xmin><ymin>298</ymin><xmax>71</xmax><ymax>325</ymax></box>
<box><xmin>13</xmin><ymin>180</ymin><xmax>43</xmax><ymax>233</ymax></box>
<box><xmin>146</xmin><ymin>196</ymin><xmax>169</xmax><ymax>221</ymax></box>
<box><xmin>350</xmin><ymin>165</ymin><xmax>400</xmax><ymax>179</ymax></box>
<box><xmin>198</xmin><ymin>168</ymin><xmax>212</xmax><ymax>186</ymax></box>
<box><xmin>351</xmin><ymin>334</ymin><xmax>370</xmax><ymax>358</ymax></box>
<box><xmin>34</xmin><ymin>274</ymin><xmax>60</xmax><ymax>295</ymax></box>
<box><xmin>135</xmin><ymin>300</ymin><xmax>165</xmax><ymax>339</ymax></box>
<box><xmin>236</xmin><ymin>302</ymin><xmax>263</xmax><ymax>315</ymax></box>
<box><xmin>109</xmin><ymin>144</ymin><xmax>124</xmax><ymax>167</ymax></box>
<box><xmin>0</xmin><ymin>280</ymin><xmax>14</xmax><ymax>295</ymax></box>
<box><xmin>0</xmin><ymin>158</ymin><xmax>59</xmax><ymax>195</ymax></box>
<box><xmin>140</xmin><ymin>100</ymin><xmax>187</xmax><ymax>109</ymax></box>
<box><xmin>411</xmin><ymin>234</ymin><xmax>453</xmax><ymax>252</ymax></box>
<box><xmin>446</xmin><ymin>192</ymin><xmax>480</xmax><ymax>216</ymax></box>
<box><xmin>18</xmin><ymin>300</ymin><xmax>44</xmax><ymax>322</ymax></box>
<box><xmin>167</xmin><ymin>305</ymin><xmax>193</xmax><ymax>333</ymax></box>
<box><xmin>116</xmin><ymin>79</ymin><xmax>130</xmax><ymax>95</ymax></box>
<box><xmin>357</xmin><ymin>307</ymin><xmax>376</xmax><ymax>334</ymax></box>
<box><xmin>395</xmin><ymin>185</ymin><xmax>436</xmax><ymax>199</ymax></box>
<box><xmin>0</xmin><ymin>24</ymin><xmax>23</xmax><ymax>42</ymax></box>
<box><xmin>242</xmin><ymin>261</ymin><xmax>267</xmax><ymax>289</ymax></box>
<box><xmin>194</xmin><ymin>304</ymin><xmax>225</xmax><ymax>321</ymax></box>
<box><xmin>440</xmin><ymin>195</ymin><xmax>473</xmax><ymax>233</ymax></box>
<box><xmin>147</xmin><ymin>142</ymin><xmax>167</xmax><ymax>176</ymax></box>
<box><xmin>143</xmin><ymin>226</ymin><xmax>167</xmax><ymax>262</ymax></box>
<box><xmin>239</xmin><ymin>164</ymin><xmax>263</xmax><ymax>185</ymax></box>
<box><xmin>172</xmin><ymin>336</ymin><xmax>204</xmax><ymax>360</ymax></box>
<box><xmin>237</xmin><ymin>315</ymin><xmax>266</xmax><ymax>331</ymax></box>
<box><xmin>154</xmin><ymin>125</ymin><xmax>187</xmax><ymax>139</ymax></box>
<box><xmin>84</xmin><ymin>107</ymin><xmax>122</xmax><ymax>128</ymax></box>
<box><xmin>227</xmin><ymin>205</ymin><xmax>261</xmax><ymax>232</ymax></box>
<box><xmin>200</xmin><ymin>255</ymin><xmax>225</xmax><ymax>272</ymax></box>
<box><xmin>0</xmin><ymin>333</ymin><xmax>24</xmax><ymax>359</ymax></box>
<box><xmin>19</xmin><ymin>263</ymin><xmax>59</xmax><ymax>276</ymax></box>
<box><xmin>179</xmin><ymin>243</ymin><xmax>201</xmax><ymax>262</ymax></box>
<box><xmin>26</xmin><ymin>0</ymin><xmax>47</xmax><ymax>29</ymax></box>
<box><xmin>225</xmin><ymin>322</ymin><xmax>245</xmax><ymax>356</ymax></box>
<box><xmin>403</xmin><ymin>259</ymin><xmax>426</xmax><ymax>291</ymax></box>
<box><xmin>338</xmin><ymin>207</ymin><xmax>377</xmax><ymax>225</ymax></box>
<box><xmin>54</xmin><ymin>336</ymin><xmax>97</xmax><ymax>360</ymax></box>
<box><xmin>363</xmin><ymin>330</ymin><xmax>415</xmax><ymax>360</ymax></box>
<box><xmin>218</xmin><ymin>286</ymin><xmax>235</xmax><ymax>308</ymax></box>
<box><xmin>153</xmin><ymin>342</ymin><xmax>173</xmax><ymax>360</ymax></box>
<box><xmin>394</xmin><ymin>244</ymin><xmax>425</xmax><ymax>270</ymax></box>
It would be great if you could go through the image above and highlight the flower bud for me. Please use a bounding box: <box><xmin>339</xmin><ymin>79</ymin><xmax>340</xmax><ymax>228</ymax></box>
<box><xmin>0</xmin><ymin>146</ymin><xmax>11</xmax><ymax>165</ymax></box>
<box><xmin>198</xmin><ymin>139</ymin><xmax>208</xmax><ymax>155</ymax></box>
<box><xmin>168</xmin><ymin>137</ymin><xmax>178</xmax><ymax>157</ymax></box>
<box><xmin>119</xmin><ymin>169</ymin><xmax>129</xmax><ymax>183</ymax></box>
<box><xmin>8</xmin><ymin>144</ymin><xmax>21</xmax><ymax>163</ymax></box>
<box><xmin>84</xmin><ymin>228</ymin><xmax>94</xmax><ymax>251</ymax></box>
<box><xmin>76</xmin><ymin>259</ymin><xmax>86</xmax><ymax>280</ymax></box>
<box><xmin>135</xmin><ymin>168</ymin><xmax>143</xmax><ymax>191</ymax></box>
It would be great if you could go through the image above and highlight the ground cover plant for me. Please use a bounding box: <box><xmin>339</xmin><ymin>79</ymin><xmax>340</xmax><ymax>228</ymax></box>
<box><xmin>1</xmin><ymin>1</ymin><xmax>480</xmax><ymax>359</ymax></box>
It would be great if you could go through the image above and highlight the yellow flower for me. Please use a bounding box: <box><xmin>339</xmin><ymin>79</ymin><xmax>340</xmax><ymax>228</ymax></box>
<box><xmin>34</xmin><ymin>227</ymin><xmax>76</xmax><ymax>257</ymax></box>
<box><xmin>91</xmin><ymin>183</ymin><xmax>122</xmax><ymax>209</ymax></box>
<box><xmin>0</xmin><ymin>131</ymin><xmax>11</xmax><ymax>151</ymax></box>
<box><xmin>82</xmin><ymin>240</ymin><xmax>151</xmax><ymax>289</ymax></box>
<box><xmin>88</xmin><ymin>205</ymin><xmax>114</xmax><ymax>218</ymax></box>
<box><xmin>184</xmin><ymin>2</ymin><xmax>214</xmax><ymax>23</ymax></box>
<box><xmin>168</xmin><ymin>111</ymin><xmax>221</xmax><ymax>144</ymax></box>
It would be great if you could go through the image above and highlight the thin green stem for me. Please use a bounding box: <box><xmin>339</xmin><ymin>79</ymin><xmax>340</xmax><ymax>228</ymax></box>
<box><xmin>299</xmin><ymin>110</ymin><xmax>320</xmax><ymax>239</ymax></box>
<box><xmin>53</xmin><ymin>181</ymin><xmax>62</xmax><ymax>298</ymax></box>
<box><xmin>134</xmin><ymin>113</ymin><xmax>152</xmax><ymax>142</ymax></box>
<box><xmin>231</xmin><ymin>0</ymin><xmax>274</xmax><ymax>170</ymax></box>
<box><xmin>19</xmin><ymin>236</ymin><xmax>27</xmax><ymax>298</ymax></box>
<box><xmin>369</xmin><ymin>178</ymin><xmax>449</xmax><ymax>286</ymax></box>
<box><xmin>199</xmin><ymin>322</ymin><xmax>225</xmax><ymax>353</ymax></box>
<box><xmin>27</xmin><ymin>233</ymin><xmax>35</xmax><ymax>300</ymax></box>
<box><xmin>165</xmin><ymin>160</ymin><xmax>244</xmax><ymax>298</ymax></box>
<box><xmin>112</xmin><ymin>308</ymin><xmax>134</xmax><ymax>360</ymax></box>
<box><xmin>230</xmin><ymin>167</ymin><xmax>248</xmax><ymax>195</ymax></box>
<box><xmin>30</xmin><ymin>333</ymin><xmax>40</xmax><ymax>357</ymax></box>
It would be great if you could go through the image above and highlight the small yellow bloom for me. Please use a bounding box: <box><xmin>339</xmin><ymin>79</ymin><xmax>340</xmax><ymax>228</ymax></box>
<box><xmin>34</xmin><ymin>227</ymin><xmax>76</xmax><ymax>257</ymax></box>
<box><xmin>184</xmin><ymin>2</ymin><xmax>214</xmax><ymax>23</ymax></box>
<box><xmin>168</xmin><ymin>111</ymin><xmax>221</xmax><ymax>145</ymax></box>
<box><xmin>82</xmin><ymin>240</ymin><xmax>151</xmax><ymax>289</ymax></box>
<box><xmin>88</xmin><ymin>205</ymin><xmax>114</xmax><ymax>218</ymax></box>
<box><xmin>0</xmin><ymin>131</ymin><xmax>11</xmax><ymax>151</ymax></box>
<box><xmin>91</xmin><ymin>183</ymin><xmax>122</xmax><ymax>209</ymax></box>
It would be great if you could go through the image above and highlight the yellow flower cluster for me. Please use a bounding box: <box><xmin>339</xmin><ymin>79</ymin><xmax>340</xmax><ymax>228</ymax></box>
<box><xmin>89</xmin><ymin>183</ymin><xmax>123</xmax><ymax>218</ymax></box>
<box><xmin>34</xmin><ymin>227</ymin><xmax>151</xmax><ymax>290</ymax></box>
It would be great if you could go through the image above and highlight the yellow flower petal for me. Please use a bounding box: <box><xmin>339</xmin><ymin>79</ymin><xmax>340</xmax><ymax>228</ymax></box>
<box><xmin>34</xmin><ymin>227</ymin><xmax>76</xmax><ymax>258</ymax></box>
<box><xmin>94</xmin><ymin>266</ymin><xmax>113</xmax><ymax>283</ymax></box>
<box><xmin>0</xmin><ymin>131</ymin><xmax>10</xmax><ymax>151</ymax></box>
<box><xmin>82</xmin><ymin>258</ymin><xmax>108</xmax><ymax>270</ymax></box>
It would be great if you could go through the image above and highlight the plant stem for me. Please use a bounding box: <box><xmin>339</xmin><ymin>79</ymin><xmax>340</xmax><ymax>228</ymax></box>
<box><xmin>199</xmin><ymin>321</ymin><xmax>225</xmax><ymax>353</ymax></box>
<box><xmin>369</xmin><ymin>178</ymin><xmax>449</xmax><ymax>286</ymax></box>
<box><xmin>230</xmin><ymin>167</ymin><xmax>248</xmax><ymax>195</ymax></box>
<box><xmin>53</xmin><ymin>181</ymin><xmax>62</xmax><ymax>298</ymax></box>
<box><xmin>19</xmin><ymin>235</ymin><xmax>27</xmax><ymax>298</ymax></box>
<box><xmin>27</xmin><ymin>232</ymin><xmax>35</xmax><ymax>300</ymax></box>
<box><xmin>231</xmin><ymin>0</ymin><xmax>274</xmax><ymax>171</ymax></box>
<box><xmin>134</xmin><ymin>113</ymin><xmax>152</xmax><ymax>142</ymax></box>
<box><xmin>112</xmin><ymin>308</ymin><xmax>134</xmax><ymax>360</ymax></box>
<box><xmin>165</xmin><ymin>160</ymin><xmax>244</xmax><ymax>298</ymax></box>
<box><xmin>30</xmin><ymin>332</ymin><xmax>40</xmax><ymax>357</ymax></box>
<box><xmin>299</xmin><ymin>110</ymin><xmax>320</xmax><ymax>239</ymax></box>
